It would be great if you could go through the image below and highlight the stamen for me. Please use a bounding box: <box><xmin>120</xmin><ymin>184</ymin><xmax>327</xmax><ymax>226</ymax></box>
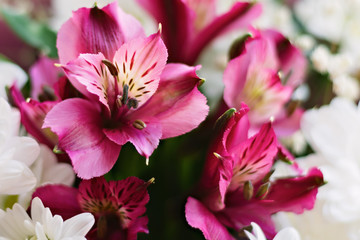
<box><xmin>116</xmin><ymin>95</ymin><xmax>122</xmax><ymax>108</ymax></box>
<box><xmin>133</xmin><ymin>119</ymin><xmax>146</xmax><ymax>130</ymax></box>
<box><xmin>102</xmin><ymin>59</ymin><xmax>118</xmax><ymax>76</ymax></box>
<box><xmin>243</xmin><ymin>180</ymin><xmax>253</xmax><ymax>200</ymax></box>
<box><xmin>127</xmin><ymin>98</ymin><xmax>138</xmax><ymax>109</ymax></box>
<box><xmin>255</xmin><ymin>182</ymin><xmax>271</xmax><ymax>200</ymax></box>
<box><xmin>122</xmin><ymin>85</ymin><xmax>129</xmax><ymax>105</ymax></box>
<box><xmin>262</xmin><ymin>169</ymin><xmax>275</xmax><ymax>183</ymax></box>
<box><xmin>146</xmin><ymin>157</ymin><xmax>149</xmax><ymax>166</ymax></box>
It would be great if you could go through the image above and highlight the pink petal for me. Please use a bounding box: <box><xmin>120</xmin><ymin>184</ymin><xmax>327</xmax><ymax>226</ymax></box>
<box><xmin>112</xmin><ymin>31</ymin><xmax>168</xmax><ymax>108</ymax></box>
<box><xmin>62</xmin><ymin>53</ymin><xmax>111</xmax><ymax>112</ymax></box>
<box><xmin>185</xmin><ymin>197</ymin><xmax>234</xmax><ymax>240</ymax></box>
<box><xmin>272</xmin><ymin>108</ymin><xmax>304</xmax><ymax>137</ymax></box>
<box><xmin>263</xmin><ymin>29</ymin><xmax>306</xmax><ymax>87</ymax></box>
<box><xmin>57</xmin><ymin>2</ymin><xmax>145</xmax><ymax>64</ymax></box>
<box><xmin>230</xmin><ymin>123</ymin><xmax>278</xmax><ymax>187</ymax></box>
<box><xmin>127</xmin><ymin>216</ymin><xmax>149</xmax><ymax>240</ymax></box>
<box><xmin>78</xmin><ymin>176</ymin><xmax>150</xmax><ymax>238</ymax></box>
<box><xmin>104</xmin><ymin>122</ymin><xmax>162</xmax><ymax>159</ymax></box>
<box><xmin>184</xmin><ymin>2</ymin><xmax>262</xmax><ymax>64</ymax></box>
<box><xmin>43</xmin><ymin>98</ymin><xmax>121</xmax><ymax>179</ymax></box>
<box><xmin>223</xmin><ymin>50</ymin><xmax>252</xmax><ymax>110</ymax></box>
<box><xmin>136</xmin><ymin>0</ymin><xmax>192</xmax><ymax>62</ymax></box>
<box><xmin>218</xmin><ymin>197</ymin><xmax>276</xmax><ymax>239</ymax></box>
<box><xmin>29</xmin><ymin>56</ymin><xmax>62</xmax><ymax>100</ymax></box>
<box><xmin>9</xmin><ymin>85</ymin><xmax>58</xmax><ymax>148</ymax></box>
<box><xmin>222</xmin><ymin>107</ymin><xmax>250</xmax><ymax>153</ymax></box>
<box><xmin>32</xmin><ymin>184</ymin><xmax>82</xmax><ymax>220</ymax></box>
<box><xmin>199</xmin><ymin>108</ymin><xmax>249</xmax><ymax>210</ymax></box>
<box><xmin>129</xmin><ymin>64</ymin><xmax>209</xmax><ymax>139</ymax></box>
<box><xmin>109</xmin><ymin>177</ymin><xmax>150</xmax><ymax>227</ymax></box>
<box><xmin>262</xmin><ymin>168</ymin><xmax>324</xmax><ymax>214</ymax></box>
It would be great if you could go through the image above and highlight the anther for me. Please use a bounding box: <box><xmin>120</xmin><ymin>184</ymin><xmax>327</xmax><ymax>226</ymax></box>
<box><xmin>116</xmin><ymin>95</ymin><xmax>122</xmax><ymax>108</ymax></box>
<box><xmin>133</xmin><ymin>119</ymin><xmax>146</xmax><ymax>130</ymax></box>
<box><xmin>243</xmin><ymin>180</ymin><xmax>254</xmax><ymax>200</ymax></box>
<box><xmin>255</xmin><ymin>182</ymin><xmax>271</xmax><ymax>200</ymax></box>
<box><xmin>102</xmin><ymin>59</ymin><xmax>118</xmax><ymax>76</ymax></box>
<box><xmin>127</xmin><ymin>98</ymin><xmax>139</xmax><ymax>109</ymax></box>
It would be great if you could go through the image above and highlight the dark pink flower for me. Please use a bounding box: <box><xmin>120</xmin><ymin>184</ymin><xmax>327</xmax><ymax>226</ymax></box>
<box><xmin>185</xmin><ymin>107</ymin><xmax>324</xmax><ymax>239</ymax></box>
<box><xmin>32</xmin><ymin>176</ymin><xmax>151</xmax><ymax>240</ymax></box>
<box><xmin>44</xmin><ymin>32</ymin><xmax>209</xmax><ymax>179</ymax></box>
<box><xmin>136</xmin><ymin>0</ymin><xmax>262</xmax><ymax>64</ymax></box>
<box><xmin>223</xmin><ymin>29</ymin><xmax>307</xmax><ymax>136</ymax></box>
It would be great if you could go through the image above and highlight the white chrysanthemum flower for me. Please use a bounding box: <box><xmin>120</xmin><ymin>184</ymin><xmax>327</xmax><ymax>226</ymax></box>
<box><xmin>0</xmin><ymin>98</ymin><xmax>38</xmax><ymax>195</ymax></box>
<box><xmin>0</xmin><ymin>61</ymin><xmax>27</xmax><ymax>100</ymax></box>
<box><xmin>275</xmin><ymin>97</ymin><xmax>360</xmax><ymax>239</ymax></box>
<box><xmin>245</xmin><ymin>222</ymin><xmax>300</xmax><ymax>240</ymax></box>
<box><xmin>0</xmin><ymin>197</ymin><xmax>94</xmax><ymax>240</ymax></box>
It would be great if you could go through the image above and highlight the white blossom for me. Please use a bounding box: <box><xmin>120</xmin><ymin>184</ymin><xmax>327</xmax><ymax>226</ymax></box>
<box><xmin>275</xmin><ymin>98</ymin><xmax>360</xmax><ymax>240</ymax></box>
<box><xmin>0</xmin><ymin>197</ymin><xmax>94</xmax><ymax>240</ymax></box>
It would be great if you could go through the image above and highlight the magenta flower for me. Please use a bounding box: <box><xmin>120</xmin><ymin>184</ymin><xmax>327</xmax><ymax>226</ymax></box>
<box><xmin>44</xmin><ymin>31</ymin><xmax>209</xmax><ymax>179</ymax></box>
<box><xmin>136</xmin><ymin>0</ymin><xmax>262</xmax><ymax>64</ymax></box>
<box><xmin>223</xmin><ymin>29</ymin><xmax>306</xmax><ymax>136</ymax></box>
<box><xmin>32</xmin><ymin>176</ymin><xmax>151</xmax><ymax>240</ymax></box>
<box><xmin>185</xmin><ymin>107</ymin><xmax>324</xmax><ymax>239</ymax></box>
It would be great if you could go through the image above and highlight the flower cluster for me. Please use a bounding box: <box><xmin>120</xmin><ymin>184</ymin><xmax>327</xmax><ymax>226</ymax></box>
<box><xmin>2</xmin><ymin>0</ymin><xmax>357</xmax><ymax>239</ymax></box>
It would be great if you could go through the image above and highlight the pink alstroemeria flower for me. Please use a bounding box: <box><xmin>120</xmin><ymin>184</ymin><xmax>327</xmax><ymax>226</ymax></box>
<box><xmin>223</xmin><ymin>29</ymin><xmax>306</xmax><ymax>136</ymax></box>
<box><xmin>32</xmin><ymin>176</ymin><xmax>151</xmax><ymax>240</ymax></box>
<box><xmin>136</xmin><ymin>0</ymin><xmax>262</xmax><ymax>64</ymax></box>
<box><xmin>185</xmin><ymin>107</ymin><xmax>324</xmax><ymax>239</ymax></box>
<box><xmin>44</xmin><ymin>31</ymin><xmax>209</xmax><ymax>179</ymax></box>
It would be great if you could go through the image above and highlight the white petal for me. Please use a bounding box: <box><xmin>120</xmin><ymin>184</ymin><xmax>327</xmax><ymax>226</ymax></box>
<box><xmin>42</xmin><ymin>163</ymin><xmax>75</xmax><ymax>186</ymax></box>
<box><xmin>0</xmin><ymin>203</ymin><xmax>34</xmax><ymax>239</ymax></box>
<box><xmin>0</xmin><ymin>160</ymin><xmax>37</xmax><ymax>194</ymax></box>
<box><xmin>244</xmin><ymin>222</ymin><xmax>267</xmax><ymax>240</ymax></box>
<box><xmin>31</xmin><ymin>197</ymin><xmax>47</xmax><ymax>223</ymax></box>
<box><xmin>62</xmin><ymin>213</ymin><xmax>95</xmax><ymax>237</ymax></box>
<box><xmin>5</xmin><ymin>136</ymin><xmax>40</xmax><ymax>166</ymax></box>
<box><xmin>274</xmin><ymin>227</ymin><xmax>301</xmax><ymax>240</ymax></box>
<box><xmin>35</xmin><ymin>222</ymin><xmax>48</xmax><ymax>240</ymax></box>
<box><xmin>0</xmin><ymin>62</ymin><xmax>27</xmax><ymax>100</ymax></box>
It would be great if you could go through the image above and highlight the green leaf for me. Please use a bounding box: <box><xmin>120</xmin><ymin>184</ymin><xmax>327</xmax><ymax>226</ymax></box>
<box><xmin>1</xmin><ymin>7</ymin><xmax>58</xmax><ymax>58</ymax></box>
